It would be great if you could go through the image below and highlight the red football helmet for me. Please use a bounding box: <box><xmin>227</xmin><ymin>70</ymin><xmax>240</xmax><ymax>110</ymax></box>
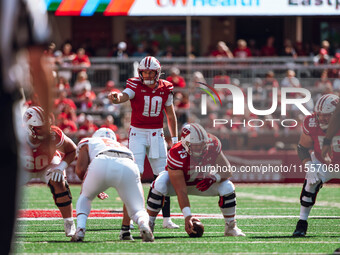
<box><xmin>314</xmin><ymin>94</ymin><xmax>339</xmax><ymax>130</ymax></box>
<box><xmin>138</xmin><ymin>56</ymin><xmax>161</xmax><ymax>85</ymax></box>
<box><xmin>23</xmin><ymin>106</ymin><xmax>48</xmax><ymax>140</ymax></box>
<box><xmin>181</xmin><ymin>123</ymin><xmax>209</xmax><ymax>157</ymax></box>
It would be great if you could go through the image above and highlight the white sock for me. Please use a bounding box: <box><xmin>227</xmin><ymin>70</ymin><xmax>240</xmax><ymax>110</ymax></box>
<box><xmin>224</xmin><ymin>216</ymin><xmax>235</xmax><ymax>224</ymax></box>
<box><xmin>77</xmin><ymin>214</ymin><xmax>88</xmax><ymax>229</ymax></box>
<box><xmin>64</xmin><ymin>217</ymin><xmax>73</xmax><ymax>222</ymax></box>
<box><xmin>300</xmin><ymin>206</ymin><xmax>312</xmax><ymax>221</ymax></box>
<box><xmin>163</xmin><ymin>217</ymin><xmax>170</xmax><ymax>222</ymax></box>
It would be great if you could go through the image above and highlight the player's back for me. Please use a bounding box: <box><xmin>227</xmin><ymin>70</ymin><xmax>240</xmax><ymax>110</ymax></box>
<box><xmin>78</xmin><ymin>137</ymin><xmax>133</xmax><ymax>162</ymax></box>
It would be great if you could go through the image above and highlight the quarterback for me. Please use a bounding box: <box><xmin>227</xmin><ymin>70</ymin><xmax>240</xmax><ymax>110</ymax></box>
<box><xmin>293</xmin><ymin>94</ymin><xmax>340</xmax><ymax>237</ymax></box>
<box><xmin>21</xmin><ymin>106</ymin><xmax>76</xmax><ymax>237</ymax></box>
<box><xmin>146</xmin><ymin>123</ymin><xmax>245</xmax><ymax>237</ymax></box>
<box><xmin>108</xmin><ymin>56</ymin><xmax>179</xmax><ymax>239</ymax></box>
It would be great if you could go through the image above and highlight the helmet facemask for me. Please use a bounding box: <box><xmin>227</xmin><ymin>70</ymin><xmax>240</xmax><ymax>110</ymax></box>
<box><xmin>181</xmin><ymin>123</ymin><xmax>209</xmax><ymax>158</ymax></box>
<box><xmin>314</xmin><ymin>94</ymin><xmax>339</xmax><ymax>130</ymax></box>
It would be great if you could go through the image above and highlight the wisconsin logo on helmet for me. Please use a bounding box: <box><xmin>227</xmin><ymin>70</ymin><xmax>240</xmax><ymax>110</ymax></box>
<box><xmin>181</xmin><ymin>123</ymin><xmax>209</xmax><ymax>157</ymax></box>
<box><xmin>23</xmin><ymin>106</ymin><xmax>47</xmax><ymax>140</ymax></box>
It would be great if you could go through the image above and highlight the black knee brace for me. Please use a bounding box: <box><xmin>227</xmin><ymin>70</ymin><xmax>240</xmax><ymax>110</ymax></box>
<box><xmin>219</xmin><ymin>192</ymin><xmax>236</xmax><ymax>208</ymax></box>
<box><xmin>147</xmin><ymin>188</ymin><xmax>165</xmax><ymax>212</ymax></box>
<box><xmin>48</xmin><ymin>180</ymin><xmax>72</xmax><ymax>207</ymax></box>
<box><xmin>300</xmin><ymin>180</ymin><xmax>323</xmax><ymax>207</ymax></box>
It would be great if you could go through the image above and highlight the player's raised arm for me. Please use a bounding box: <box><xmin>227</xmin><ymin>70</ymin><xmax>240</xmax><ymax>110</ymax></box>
<box><xmin>75</xmin><ymin>144</ymin><xmax>90</xmax><ymax>181</ymax></box>
<box><xmin>108</xmin><ymin>91</ymin><xmax>129</xmax><ymax>104</ymax></box>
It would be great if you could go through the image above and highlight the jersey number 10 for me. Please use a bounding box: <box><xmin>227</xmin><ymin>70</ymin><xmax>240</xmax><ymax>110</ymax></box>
<box><xmin>143</xmin><ymin>96</ymin><xmax>162</xmax><ymax>117</ymax></box>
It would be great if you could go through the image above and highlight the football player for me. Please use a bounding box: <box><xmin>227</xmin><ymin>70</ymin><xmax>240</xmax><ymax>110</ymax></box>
<box><xmin>146</xmin><ymin>123</ymin><xmax>245</xmax><ymax>237</ymax></box>
<box><xmin>71</xmin><ymin>128</ymin><xmax>154</xmax><ymax>242</ymax></box>
<box><xmin>108</xmin><ymin>56</ymin><xmax>179</xmax><ymax>239</ymax></box>
<box><xmin>321</xmin><ymin>103</ymin><xmax>340</xmax><ymax>163</ymax></box>
<box><xmin>293</xmin><ymin>94</ymin><xmax>340</xmax><ymax>237</ymax></box>
<box><xmin>21</xmin><ymin>106</ymin><xmax>76</xmax><ymax>237</ymax></box>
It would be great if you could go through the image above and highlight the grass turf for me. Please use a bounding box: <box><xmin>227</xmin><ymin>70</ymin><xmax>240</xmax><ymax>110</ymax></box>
<box><xmin>14</xmin><ymin>183</ymin><xmax>340</xmax><ymax>254</ymax></box>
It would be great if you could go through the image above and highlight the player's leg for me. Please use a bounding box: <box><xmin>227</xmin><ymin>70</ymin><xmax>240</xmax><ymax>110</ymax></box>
<box><xmin>113</xmin><ymin>159</ymin><xmax>154</xmax><ymax>242</ymax></box>
<box><xmin>72</xmin><ymin>158</ymin><xmax>111</xmax><ymax>241</ymax></box>
<box><xmin>217</xmin><ymin>180</ymin><xmax>245</xmax><ymax>236</ymax></box>
<box><xmin>148</xmin><ymin>136</ymin><xmax>178</xmax><ymax>229</ymax></box>
<box><xmin>48</xmin><ymin>179</ymin><xmax>75</xmax><ymax>237</ymax></box>
<box><xmin>146</xmin><ymin>171</ymin><xmax>176</xmax><ymax>232</ymax></box>
<box><xmin>122</xmin><ymin>130</ymin><xmax>148</xmax><ymax>233</ymax></box>
<box><xmin>293</xmin><ymin>179</ymin><xmax>323</xmax><ymax>237</ymax></box>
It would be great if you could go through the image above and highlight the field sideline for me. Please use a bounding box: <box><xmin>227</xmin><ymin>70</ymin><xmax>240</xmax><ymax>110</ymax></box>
<box><xmin>15</xmin><ymin>183</ymin><xmax>340</xmax><ymax>254</ymax></box>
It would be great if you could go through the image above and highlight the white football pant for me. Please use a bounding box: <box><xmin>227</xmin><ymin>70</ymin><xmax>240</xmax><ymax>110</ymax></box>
<box><xmin>128</xmin><ymin>126</ymin><xmax>167</xmax><ymax>175</ymax></box>
<box><xmin>78</xmin><ymin>155</ymin><xmax>149</xmax><ymax>224</ymax></box>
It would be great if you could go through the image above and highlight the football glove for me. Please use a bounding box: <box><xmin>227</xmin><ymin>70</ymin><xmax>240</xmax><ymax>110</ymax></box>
<box><xmin>196</xmin><ymin>175</ymin><xmax>217</xmax><ymax>192</ymax></box>
<box><xmin>48</xmin><ymin>168</ymin><xmax>64</xmax><ymax>182</ymax></box>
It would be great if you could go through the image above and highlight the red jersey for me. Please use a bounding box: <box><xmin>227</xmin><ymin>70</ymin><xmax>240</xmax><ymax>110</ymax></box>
<box><xmin>302</xmin><ymin>113</ymin><xmax>340</xmax><ymax>164</ymax></box>
<box><xmin>24</xmin><ymin>126</ymin><xmax>65</xmax><ymax>173</ymax></box>
<box><xmin>124</xmin><ymin>77</ymin><xmax>173</xmax><ymax>129</ymax></box>
<box><xmin>166</xmin><ymin>134</ymin><xmax>222</xmax><ymax>186</ymax></box>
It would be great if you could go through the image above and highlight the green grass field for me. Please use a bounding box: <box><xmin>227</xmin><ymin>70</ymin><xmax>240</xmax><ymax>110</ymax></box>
<box><xmin>15</xmin><ymin>183</ymin><xmax>340</xmax><ymax>254</ymax></box>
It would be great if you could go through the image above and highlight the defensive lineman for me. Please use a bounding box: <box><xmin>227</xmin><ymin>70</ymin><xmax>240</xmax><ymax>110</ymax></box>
<box><xmin>71</xmin><ymin>128</ymin><xmax>154</xmax><ymax>242</ymax></box>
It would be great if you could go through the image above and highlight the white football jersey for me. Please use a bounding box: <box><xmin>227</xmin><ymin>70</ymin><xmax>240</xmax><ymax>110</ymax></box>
<box><xmin>77</xmin><ymin>137</ymin><xmax>133</xmax><ymax>162</ymax></box>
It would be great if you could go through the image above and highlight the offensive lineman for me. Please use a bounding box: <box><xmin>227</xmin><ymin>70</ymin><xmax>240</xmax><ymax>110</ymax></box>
<box><xmin>71</xmin><ymin>128</ymin><xmax>154</xmax><ymax>242</ymax></box>
<box><xmin>146</xmin><ymin>123</ymin><xmax>245</xmax><ymax>237</ymax></box>
<box><xmin>293</xmin><ymin>94</ymin><xmax>340</xmax><ymax>237</ymax></box>
<box><xmin>108</xmin><ymin>56</ymin><xmax>179</xmax><ymax>239</ymax></box>
<box><xmin>22</xmin><ymin>106</ymin><xmax>76</xmax><ymax>237</ymax></box>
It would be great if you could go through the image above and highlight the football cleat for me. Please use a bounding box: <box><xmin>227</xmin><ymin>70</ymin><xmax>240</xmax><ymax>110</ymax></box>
<box><xmin>224</xmin><ymin>220</ymin><xmax>246</xmax><ymax>237</ymax></box>
<box><xmin>293</xmin><ymin>219</ymin><xmax>308</xmax><ymax>237</ymax></box>
<box><xmin>162</xmin><ymin>219</ymin><xmax>179</xmax><ymax>229</ymax></box>
<box><xmin>64</xmin><ymin>219</ymin><xmax>76</xmax><ymax>237</ymax></box>
<box><xmin>119</xmin><ymin>230</ymin><xmax>134</xmax><ymax>241</ymax></box>
<box><xmin>139</xmin><ymin>224</ymin><xmax>155</xmax><ymax>242</ymax></box>
<box><xmin>70</xmin><ymin>228</ymin><xmax>85</xmax><ymax>242</ymax></box>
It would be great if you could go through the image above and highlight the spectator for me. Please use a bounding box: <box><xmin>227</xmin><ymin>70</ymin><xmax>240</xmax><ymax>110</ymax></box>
<box><xmin>248</xmin><ymin>39</ymin><xmax>261</xmax><ymax>57</ymax></box>
<box><xmin>315</xmin><ymin>70</ymin><xmax>333</xmax><ymax>94</ymax></box>
<box><xmin>263</xmin><ymin>71</ymin><xmax>279</xmax><ymax>88</ymax></box>
<box><xmin>313</xmin><ymin>48</ymin><xmax>330</xmax><ymax>65</ymax></box>
<box><xmin>233</xmin><ymin>39</ymin><xmax>252</xmax><ymax>58</ymax></box>
<box><xmin>281</xmin><ymin>70</ymin><xmax>301</xmax><ymax>88</ymax></box>
<box><xmin>72</xmin><ymin>48</ymin><xmax>91</xmax><ymax>69</ymax></box>
<box><xmin>210</xmin><ymin>41</ymin><xmax>233</xmax><ymax>58</ymax></box>
<box><xmin>166</xmin><ymin>67</ymin><xmax>186</xmax><ymax>88</ymax></box>
<box><xmin>61</xmin><ymin>42</ymin><xmax>76</xmax><ymax>62</ymax></box>
<box><xmin>112</xmin><ymin>41</ymin><xmax>129</xmax><ymax>58</ymax></box>
<box><xmin>132</xmin><ymin>43</ymin><xmax>148</xmax><ymax>57</ymax></box>
<box><xmin>101</xmin><ymin>115</ymin><xmax>118</xmax><ymax>132</ymax></box>
<box><xmin>295</xmin><ymin>41</ymin><xmax>308</xmax><ymax>56</ymax></box>
<box><xmin>73</xmin><ymin>71</ymin><xmax>92</xmax><ymax>97</ymax></box>
<box><xmin>54</xmin><ymin>90</ymin><xmax>77</xmax><ymax>114</ymax></box>
<box><xmin>79</xmin><ymin>91</ymin><xmax>96</xmax><ymax>111</ymax></box>
<box><xmin>78</xmin><ymin>115</ymin><xmax>98</xmax><ymax>139</ymax></box>
<box><xmin>163</xmin><ymin>45</ymin><xmax>176</xmax><ymax>58</ymax></box>
<box><xmin>321</xmin><ymin>40</ymin><xmax>330</xmax><ymax>55</ymax></box>
<box><xmin>56</xmin><ymin>75</ymin><xmax>71</xmax><ymax>96</ymax></box>
<box><xmin>57</xmin><ymin>114</ymin><xmax>78</xmax><ymax>135</ymax></box>
<box><xmin>260</xmin><ymin>36</ymin><xmax>277</xmax><ymax>57</ymax></box>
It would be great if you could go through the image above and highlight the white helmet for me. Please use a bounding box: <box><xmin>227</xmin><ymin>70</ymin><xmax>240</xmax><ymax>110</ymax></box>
<box><xmin>23</xmin><ymin>106</ymin><xmax>47</xmax><ymax>140</ymax></box>
<box><xmin>314</xmin><ymin>94</ymin><xmax>339</xmax><ymax>129</ymax></box>
<box><xmin>181</xmin><ymin>123</ymin><xmax>209</xmax><ymax>157</ymax></box>
<box><xmin>92</xmin><ymin>128</ymin><xmax>116</xmax><ymax>141</ymax></box>
<box><xmin>138</xmin><ymin>56</ymin><xmax>161</xmax><ymax>85</ymax></box>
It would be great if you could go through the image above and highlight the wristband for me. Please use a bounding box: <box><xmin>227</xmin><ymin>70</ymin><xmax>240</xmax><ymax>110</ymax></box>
<box><xmin>214</xmin><ymin>173</ymin><xmax>221</xmax><ymax>183</ymax></box>
<box><xmin>171</xmin><ymin>137</ymin><xmax>178</xmax><ymax>144</ymax></box>
<box><xmin>57</xmin><ymin>161</ymin><xmax>68</xmax><ymax>171</ymax></box>
<box><xmin>323</xmin><ymin>137</ymin><xmax>332</xmax><ymax>146</ymax></box>
<box><xmin>182</xmin><ymin>207</ymin><xmax>192</xmax><ymax>218</ymax></box>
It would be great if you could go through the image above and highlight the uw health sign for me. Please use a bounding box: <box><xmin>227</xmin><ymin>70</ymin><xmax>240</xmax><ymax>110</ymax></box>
<box><xmin>48</xmin><ymin>0</ymin><xmax>340</xmax><ymax>16</ymax></box>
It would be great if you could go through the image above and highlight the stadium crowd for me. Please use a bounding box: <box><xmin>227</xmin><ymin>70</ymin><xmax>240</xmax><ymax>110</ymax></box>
<box><xmin>23</xmin><ymin>39</ymin><xmax>340</xmax><ymax>151</ymax></box>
